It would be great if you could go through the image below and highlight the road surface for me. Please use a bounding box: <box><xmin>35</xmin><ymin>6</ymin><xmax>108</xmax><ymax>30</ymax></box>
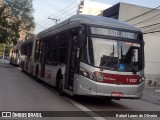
<box><xmin>0</xmin><ymin>63</ymin><xmax>159</xmax><ymax>120</ymax></box>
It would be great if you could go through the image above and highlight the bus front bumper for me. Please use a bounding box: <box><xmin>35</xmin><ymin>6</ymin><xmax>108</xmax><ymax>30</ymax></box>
<box><xmin>74</xmin><ymin>76</ymin><xmax>144</xmax><ymax>99</ymax></box>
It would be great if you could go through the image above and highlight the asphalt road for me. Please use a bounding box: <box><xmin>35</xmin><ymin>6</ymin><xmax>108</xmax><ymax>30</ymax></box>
<box><xmin>0</xmin><ymin>63</ymin><xmax>160</xmax><ymax>120</ymax></box>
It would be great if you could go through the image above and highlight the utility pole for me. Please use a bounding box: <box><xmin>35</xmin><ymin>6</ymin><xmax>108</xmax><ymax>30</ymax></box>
<box><xmin>48</xmin><ymin>17</ymin><xmax>60</xmax><ymax>24</ymax></box>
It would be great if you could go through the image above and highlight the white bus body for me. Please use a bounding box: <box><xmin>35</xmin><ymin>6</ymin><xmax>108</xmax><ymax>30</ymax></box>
<box><xmin>21</xmin><ymin>15</ymin><xmax>145</xmax><ymax>99</ymax></box>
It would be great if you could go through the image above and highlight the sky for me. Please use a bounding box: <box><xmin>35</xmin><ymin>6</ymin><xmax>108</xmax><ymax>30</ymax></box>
<box><xmin>33</xmin><ymin>0</ymin><xmax>160</xmax><ymax>34</ymax></box>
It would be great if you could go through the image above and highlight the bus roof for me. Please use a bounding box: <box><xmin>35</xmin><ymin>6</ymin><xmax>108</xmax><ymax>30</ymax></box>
<box><xmin>37</xmin><ymin>14</ymin><xmax>141</xmax><ymax>38</ymax></box>
<box><xmin>69</xmin><ymin>15</ymin><xmax>140</xmax><ymax>31</ymax></box>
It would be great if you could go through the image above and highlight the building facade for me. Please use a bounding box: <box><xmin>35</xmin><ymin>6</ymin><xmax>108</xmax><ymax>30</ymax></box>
<box><xmin>78</xmin><ymin>0</ymin><xmax>111</xmax><ymax>15</ymax></box>
<box><xmin>0</xmin><ymin>0</ymin><xmax>3</xmax><ymax>5</ymax></box>
<box><xmin>103</xmin><ymin>3</ymin><xmax>160</xmax><ymax>81</ymax></box>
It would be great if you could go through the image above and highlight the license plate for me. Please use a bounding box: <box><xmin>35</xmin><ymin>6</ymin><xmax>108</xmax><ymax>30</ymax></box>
<box><xmin>111</xmin><ymin>92</ymin><xmax>123</xmax><ymax>97</ymax></box>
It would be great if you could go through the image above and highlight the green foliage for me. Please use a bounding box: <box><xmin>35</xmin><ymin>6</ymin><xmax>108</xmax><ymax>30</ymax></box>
<box><xmin>0</xmin><ymin>0</ymin><xmax>35</xmax><ymax>44</ymax></box>
<box><xmin>0</xmin><ymin>44</ymin><xmax>13</xmax><ymax>56</ymax></box>
<box><xmin>0</xmin><ymin>14</ymin><xmax>8</xmax><ymax>43</ymax></box>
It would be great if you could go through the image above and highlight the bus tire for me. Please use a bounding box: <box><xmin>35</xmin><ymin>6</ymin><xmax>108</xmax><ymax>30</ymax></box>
<box><xmin>56</xmin><ymin>70</ymin><xmax>61</xmax><ymax>89</ymax></box>
<box><xmin>22</xmin><ymin>68</ymin><xmax>24</xmax><ymax>72</ymax></box>
<box><xmin>21</xmin><ymin>63</ymin><xmax>25</xmax><ymax>72</ymax></box>
<box><xmin>106</xmin><ymin>98</ymin><xmax>112</xmax><ymax>102</ymax></box>
<box><xmin>56</xmin><ymin>71</ymin><xmax>64</xmax><ymax>96</ymax></box>
<box><xmin>58</xmin><ymin>79</ymin><xmax>64</xmax><ymax>96</ymax></box>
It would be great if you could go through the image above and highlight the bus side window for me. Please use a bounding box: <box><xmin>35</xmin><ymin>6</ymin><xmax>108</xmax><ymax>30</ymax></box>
<box><xmin>45</xmin><ymin>39</ymin><xmax>49</xmax><ymax>64</ymax></box>
<box><xmin>45</xmin><ymin>38</ymin><xmax>52</xmax><ymax>65</ymax></box>
<box><xmin>35</xmin><ymin>41</ymin><xmax>39</xmax><ymax>61</ymax></box>
<box><xmin>59</xmin><ymin>33</ymin><xmax>68</xmax><ymax>64</ymax></box>
<box><xmin>39</xmin><ymin>41</ymin><xmax>44</xmax><ymax>62</ymax></box>
<box><xmin>45</xmin><ymin>36</ymin><xmax>59</xmax><ymax>65</ymax></box>
<box><xmin>54</xmin><ymin>36</ymin><xmax>59</xmax><ymax>63</ymax></box>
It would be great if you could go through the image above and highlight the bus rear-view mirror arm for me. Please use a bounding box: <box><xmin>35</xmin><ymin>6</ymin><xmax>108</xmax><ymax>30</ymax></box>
<box><xmin>77</xmin><ymin>48</ymin><xmax>80</xmax><ymax>58</ymax></box>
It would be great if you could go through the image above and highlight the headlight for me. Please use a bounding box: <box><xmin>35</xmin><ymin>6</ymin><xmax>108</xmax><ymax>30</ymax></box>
<box><xmin>139</xmin><ymin>76</ymin><xmax>145</xmax><ymax>83</ymax></box>
<box><xmin>80</xmin><ymin>69</ymin><xmax>96</xmax><ymax>81</ymax></box>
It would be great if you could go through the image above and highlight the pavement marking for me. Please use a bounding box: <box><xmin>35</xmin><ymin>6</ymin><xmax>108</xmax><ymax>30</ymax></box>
<box><xmin>64</xmin><ymin>97</ymin><xmax>106</xmax><ymax>120</ymax></box>
<box><xmin>16</xmin><ymin>67</ymin><xmax>22</xmax><ymax>70</ymax></box>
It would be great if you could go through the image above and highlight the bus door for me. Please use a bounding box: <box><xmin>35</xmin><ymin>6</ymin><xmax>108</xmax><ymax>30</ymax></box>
<box><xmin>40</xmin><ymin>41</ymin><xmax>46</xmax><ymax>78</ymax></box>
<box><xmin>65</xmin><ymin>35</ymin><xmax>78</xmax><ymax>91</ymax></box>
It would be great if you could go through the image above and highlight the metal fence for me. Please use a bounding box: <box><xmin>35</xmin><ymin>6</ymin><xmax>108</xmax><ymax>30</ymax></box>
<box><xmin>145</xmin><ymin>74</ymin><xmax>160</xmax><ymax>87</ymax></box>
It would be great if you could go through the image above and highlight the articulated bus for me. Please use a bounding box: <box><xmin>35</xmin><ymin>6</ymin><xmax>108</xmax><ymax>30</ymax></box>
<box><xmin>20</xmin><ymin>39</ymin><xmax>33</xmax><ymax>73</ymax></box>
<box><xmin>20</xmin><ymin>15</ymin><xmax>145</xmax><ymax>100</ymax></box>
<box><xmin>9</xmin><ymin>41</ymin><xmax>23</xmax><ymax>66</ymax></box>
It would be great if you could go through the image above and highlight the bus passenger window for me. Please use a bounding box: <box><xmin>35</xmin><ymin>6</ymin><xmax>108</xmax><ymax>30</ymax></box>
<box><xmin>59</xmin><ymin>34</ymin><xmax>68</xmax><ymax>64</ymax></box>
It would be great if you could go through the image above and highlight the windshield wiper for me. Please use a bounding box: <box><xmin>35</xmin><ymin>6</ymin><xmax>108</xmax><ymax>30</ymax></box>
<box><xmin>130</xmin><ymin>62</ymin><xmax>137</xmax><ymax>74</ymax></box>
<box><xmin>100</xmin><ymin>44</ymin><xmax>115</xmax><ymax>71</ymax></box>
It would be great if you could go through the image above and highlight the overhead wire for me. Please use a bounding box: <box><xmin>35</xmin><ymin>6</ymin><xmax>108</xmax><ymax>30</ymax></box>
<box><xmin>59</xmin><ymin>10</ymin><xmax>77</xmax><ymax>20</ymax></box>
<box><xmin>143</xmin><ymin>26</ymin><xmax>160</xmax><ymax>33</ymax></box>
<box><xmin>40</xmin><ymin>0</ymin><xmax>77</xmax><ymax>25</ymax></box>
<box><xmin>133</xmin><ymin>12</ymin><xmax>160</xmax><ymax>33</ymax></box>
<box><xmin>42</xmin><ymin>8</ymin><xmax>77</xmax><ymax>27</ymax></box>
<box><xmin>143</xmin><ymin>30</ymin><xmax>160</xmax><ymax>34</ymax></box>
<box><xmin>52</xmin><ymin>4</ymin><xmax>78</xmax><ymax>19</ymax></box>
<box><xmin>140</xmin><ymin>23</ymin><xmax>160</xmax><ymax>29</ymax></box>
<box><xmin>35</xmin><ymin>23</ymin><xmax>46</xmax><ymax>29</ymax></box>
<box><xmin>49</xmin><ymin>0</ymin><xmax>77</xmax><ymax>17</ymax></box>
<box><xmin>40</xmin><ymin>1</ymin><xmax>78</xmax><ymax>27</ymax></box>
<box><xmin>34</xmin><ymin>22</ymin><xmax>46</xmax><ymax>34</ymax></box>
<box><xmin>137</xmin><ymin>16</ymin><xmax>160</xmax><ymax>28</ymax></box>
<box><xmin>133</xmin><ymin>13</ymin><xmax>160</xmax><ymax>26</ymax></box>
<box><xmin>125</xmin><ymin>5</ymin><xmax>160</xmax><ymax>22</ymax></box>
<box><xmin>122</xmin><ymin>5</ymin><xmax>160</xmax><ymax>34</ymax></box>
<box><xmin>37</xmin><ymin>9</ymin><xmax>77</xmax><ymax>32</ymax></box>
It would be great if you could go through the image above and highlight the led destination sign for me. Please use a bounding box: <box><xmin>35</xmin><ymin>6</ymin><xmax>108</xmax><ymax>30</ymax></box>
<box><xmin>91</xmin><ymin>27</ymin><xmax>138</xmax><ymax>39</ymax></box>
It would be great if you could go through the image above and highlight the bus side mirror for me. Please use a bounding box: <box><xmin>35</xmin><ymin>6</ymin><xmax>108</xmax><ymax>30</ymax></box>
<box><xmin>77</xmin><ymin>48</ymin><xmax>80</xmax><ymax>58</ymax></box>
<box><xmin>74</xmin><ymin>47</ymin><xmax>80</xmax><ymax>74</ymax></box>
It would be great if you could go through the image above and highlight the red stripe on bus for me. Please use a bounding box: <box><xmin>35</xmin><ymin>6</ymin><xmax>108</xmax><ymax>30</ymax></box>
<box><xmin>96</xmin><ymin>72</ymin><xmax>141</xmax><ymax>85</ymax></box>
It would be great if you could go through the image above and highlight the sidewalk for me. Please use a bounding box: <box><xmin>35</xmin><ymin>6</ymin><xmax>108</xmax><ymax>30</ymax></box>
<box><xmin>0</xmin><ymin>58</ymin><xmax>9</xmax><ymax>64</ymax></box>
<box><xmin>142</xmin><ymin>86</ymin><xmax>160</xmax><ymax>105</ymax></box>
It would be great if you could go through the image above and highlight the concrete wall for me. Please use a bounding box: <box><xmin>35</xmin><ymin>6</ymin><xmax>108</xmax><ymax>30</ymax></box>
<box><xmin>108</xmin><ymin>3</ymin><xmax>160</xmax><ymax>76</ymax></box>
<box><xmin>119</xmin><ymin>4</ymin><xmax>160</xmax><ymax>75</ymax></box>
<box><xmin>79</xmin><ymin>0</ymin><xmax>111</xmax><ymax>15</ymax></box>
<box><xmin>118</xmin><ymin>3</ymin><xmax>151</xmax><ymax>22</ymax></box>
<box><xmin>143</xmin><ymin>33</ymin><xmax>160</xmax><ymax>75</ymax></box>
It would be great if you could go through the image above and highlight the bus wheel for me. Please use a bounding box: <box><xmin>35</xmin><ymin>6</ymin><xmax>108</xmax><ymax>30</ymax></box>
<box><xmin>22</xmin><ymin>64</ymin><xmax>24</xmax><ymax>72</ymax></box>
<box><xmin>58</xmin><ymin>79</ymin><xmax>64</xmax><ymax>96</ymax></box>
<box><xmin>21</xmin><ymin>67</ymin><xmax>24</xmax><ymax>72</ymax></box>
<box><xmin>106</xmin><ymin>98</ymin><xmax>112</xmax><ymax>102</ymax></box>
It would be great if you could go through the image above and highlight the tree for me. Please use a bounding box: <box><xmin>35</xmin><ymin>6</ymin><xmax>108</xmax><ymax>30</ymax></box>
<box><xmin>0</xmin><ymin>0</ymin><xmax>35</xmax><ymax>45</ymax></box>
<box><xmin>0</xmin><ymin>43</ymin><xmax>12</xmax><ymax>57</ymax></box>
<box><xmin>0</xmin><ymin>19</ymin><xmax>7</xmax><ymax>43</ymax></box>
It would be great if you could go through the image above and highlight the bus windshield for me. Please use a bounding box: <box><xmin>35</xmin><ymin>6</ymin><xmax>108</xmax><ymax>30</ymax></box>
<box><xmin>91</xmin><ymin>38</ymin><xmax>143</xmax><ymax>72</ymax></box>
